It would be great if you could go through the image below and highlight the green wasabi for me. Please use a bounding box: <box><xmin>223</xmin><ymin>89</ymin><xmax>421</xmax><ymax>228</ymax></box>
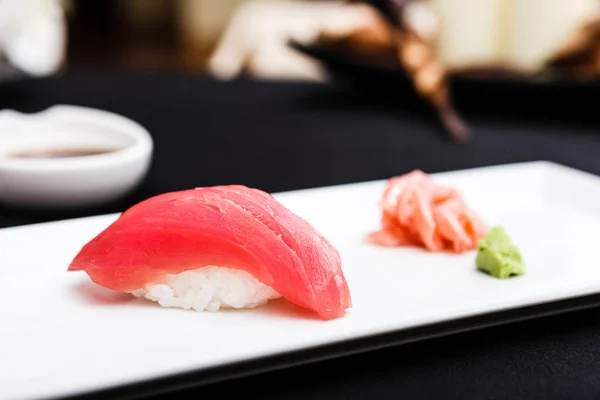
<box><xmin>476</xmin><ymin>226</ymin><xmax>525</xmax><ymax>279</ymax></box>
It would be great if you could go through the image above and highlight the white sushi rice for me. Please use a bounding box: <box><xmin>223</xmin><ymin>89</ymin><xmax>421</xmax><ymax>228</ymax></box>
<box><xmin>129</xmin><ymin>266</ymin><xmax>281</xmax><ymax>312</ymax></box>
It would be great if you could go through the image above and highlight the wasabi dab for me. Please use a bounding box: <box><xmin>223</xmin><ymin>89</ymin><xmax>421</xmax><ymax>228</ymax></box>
<box><xmin>476</xmin><ymin>226</ymin><xmax>525</xmax><ymax>279</ymax></box>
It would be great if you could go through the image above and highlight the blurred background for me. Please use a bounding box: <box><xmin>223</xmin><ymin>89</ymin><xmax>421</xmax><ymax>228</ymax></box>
<box><xmin>9</xmin><ymin>0</ymin><xmax>336</xmax><ymax>78</ymax></box>
<box><xmin>66</xmin><ymin>0</ymin><xmax>245</xmax><ymax>71</ymax></box>
<box><xmin>14</xmin><ymin>0</ymin><xmax>600</xmax><ymax>80</ymax></box>
<box><xmin>2</xmin><ymin>0</ymin><xmax>600</xmax><ymax>141</ymax></box>
<box><xmin>3</xmin><ymin>0</ymin><xmax>599</xmax><ymax>83</ymax></box>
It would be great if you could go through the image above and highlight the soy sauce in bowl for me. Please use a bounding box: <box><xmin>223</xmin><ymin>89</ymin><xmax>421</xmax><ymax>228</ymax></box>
<box><xmin>0</xmin><ymin>105</ymin><xmax>153</xmax><ymax>209</ymax></box>
<box><xmin>9</xmin><ymin>147</ymin><xmax>120</xmax><ymax>159</ymax></box>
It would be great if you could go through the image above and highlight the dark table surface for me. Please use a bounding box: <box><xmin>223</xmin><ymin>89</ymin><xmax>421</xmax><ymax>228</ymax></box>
<box><xmin>2</xmin><ymin>70</ymin><xmax>600</xmax><ymax>399</ymax></box>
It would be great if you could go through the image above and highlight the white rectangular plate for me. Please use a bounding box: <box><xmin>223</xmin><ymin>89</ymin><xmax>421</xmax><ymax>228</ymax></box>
<box><xmin>2</xmin><ymin>161</ymin><xmax>600</xmax><ymax>400</ymax></box>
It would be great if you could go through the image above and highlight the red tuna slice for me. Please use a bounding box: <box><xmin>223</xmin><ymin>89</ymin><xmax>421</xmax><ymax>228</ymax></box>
<box><xmin>69</xmin><ymin>185</ymin><xmax>351</xmax><ymax>320</ymax></box>
<box><xmin>212</xmin><ymin>185</ymin><xmax>352</xmax><ymax>318</ymax></box>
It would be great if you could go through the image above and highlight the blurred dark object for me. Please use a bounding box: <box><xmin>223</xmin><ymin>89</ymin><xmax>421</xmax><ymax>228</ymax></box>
<box><xmin>292</xmin><ymin>0</ymin><xmax>600</xmax><ymax>144</ymax></box>
<box><xmin>548</xmin><ymin>13</ymin><xmax>600</xmax><ymax>80</ymax></box>
<box><xmin>67</xmin><ymin>0</ymin><xmax>182</xmax><ymax>69</ymax></box>
<box><xmin>362</xmin><ymin>0</ymin><xmax>471</xmax><ymax>143</ymax></box>
<box><xmin>0</xmin><ymin>55</ymin><xmax>26</xmax><ymax>84</ymax></box>
<box><xmin>290</xmin><ymin>39</ymin><xmax>600</xmax><ymax>124</ymax></box>
<box><xmin>309</xmin><ymin>0</ymin><xmax>471</xmax><ymax>143</ymax></box>
<box><xmin>356</xmin><ymin>0</ymin><xmax>409</xmax><ymax>25</ymax></box>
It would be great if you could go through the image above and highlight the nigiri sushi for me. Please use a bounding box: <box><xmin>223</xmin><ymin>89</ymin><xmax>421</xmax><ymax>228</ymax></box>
<box><xmin>367</xmin><ymin>170</ymin><xmax>488</xmax><ymax>252</ymax></box>
<box><xmin>69</xmin><ymin>185</ymin><xmax>352</xmax><ymax>320</ymax></box>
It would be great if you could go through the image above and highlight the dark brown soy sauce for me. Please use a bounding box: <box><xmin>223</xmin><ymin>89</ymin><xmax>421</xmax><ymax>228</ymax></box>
<box><xmin>8</xmin><ymin>147</ymin><xmax>120</xmax><ymax>159</ymax></box>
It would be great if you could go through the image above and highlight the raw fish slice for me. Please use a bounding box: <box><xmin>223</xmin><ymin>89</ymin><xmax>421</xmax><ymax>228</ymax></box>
<box><xmin>227</xmin><ymin>186</ymin><xmax>352</xmax><ymax>315</ymax></box>
<box><xmin>69</xmin><ymin>185</ymin><xmax>351</xmax><ymax>320</ymax></box>
<box><xmin>202</xmin><ymin>185</ymin><xmax>351</xmax><ymax>316</ymax></box>
<box><xmin>69</xmin><ymin>194</ymin><xmax>282</xmax><ymax>290</ymax></box>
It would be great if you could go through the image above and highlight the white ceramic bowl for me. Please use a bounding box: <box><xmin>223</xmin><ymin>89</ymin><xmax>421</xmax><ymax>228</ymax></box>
<box><xmin>0</xmin><ymin>105</ymin><xmax>153</xmax><ymax>209</ymax></box>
